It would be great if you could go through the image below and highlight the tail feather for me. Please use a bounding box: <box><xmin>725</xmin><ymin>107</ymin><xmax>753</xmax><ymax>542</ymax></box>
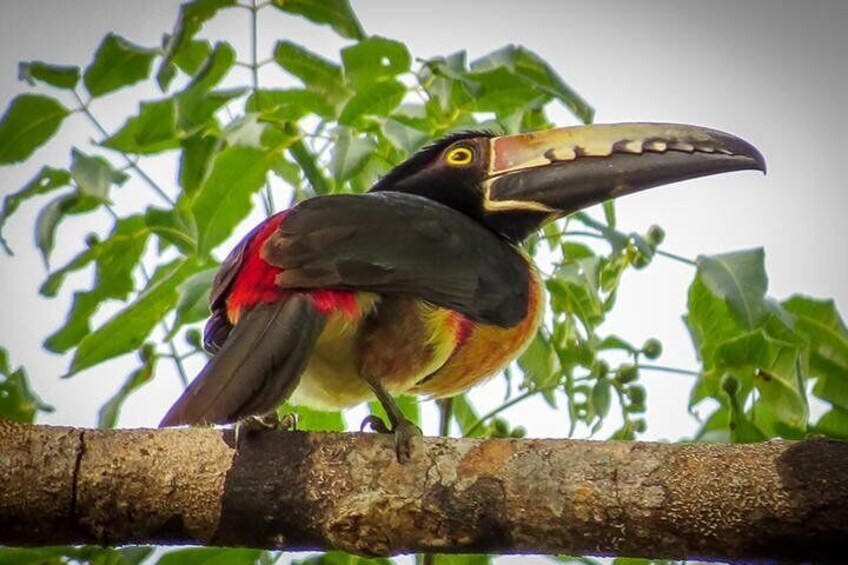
<box><xmin>159</xmin><ymin>295</ymin><xmax>326</xmax><ymax>427</ymax></box>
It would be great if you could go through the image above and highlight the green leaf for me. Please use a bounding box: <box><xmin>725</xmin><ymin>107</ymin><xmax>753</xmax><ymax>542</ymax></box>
<box><xmin>289</xmin><ymin>139</ymin><xmax>332</xmax><ymax>195</ymax></box>
<box><xmin>553</xmin><ymin>556</ymin><xmax>602</xmax><ymax>565</ymax></box>
<box><xmin>597</xmin><ymin>334</ymin><xmax>638</xmax><ymax>354</ymax></box>
<box><xmin>271</xmin><ymin>0</ymin><xmax>365</xmax><ymax>40</ymax></box>
<box><xmin>281</xmin><ymin>403</ymin><xmax>345</xmax><ymax>432</ymax></box>
<box><xmin>338</xmin><ymin>79</ymin><xmax>406</xmax><ymax>126</ymax></box>
<box><xmin>41</xmin><ymin>214</ymin><xmax>149</xmax><ymax>297</ymax></box>
<box><xmin>0</xmin><ymin>166</ymin><xmax>71</xmax><ymax>254</ymax></box>
<box><xmin>697</xmin><ymin>248</ymin><xmax>768</xmax><ymax>329</ymax></box>
<box><xmin>246</xmin><ymin>89</ymin><xmax>335</xmax><ymax>121</ymax></box>
<box><xmin>782</xmin><ymin>295</ymin><xmax>848</xmax><ymax>409</ymax></box>
<box><xmin>330</xmin><ymin>128</ymin><xmax>376</xmax><ymax>182</ymax></box>
<box><xmin>517</xmin><ymin>330</ymin><xmax>560</xmax><ymax>388</ymax></box>
<box><xmin>103</xmin><ymin>98</ymin><xmax>179</xmax><ymax>155</ymax></box>
<box><xmin>684</xmin><ymin>276</ymin><xmax>745</xmax><ymax>369</ymax></box>
<box><xmin>368</xmin><ymin>395</ymin><xmax>420</xmax><ymax>427</ymax></box>
<box><xmin>68</xmin><ymin>257</ymin><xmax>205</xmax><ymax>376</ymax></box>
<box><xmin>294</xmin><ymin>551</ymin><xmax>396</xmax><ymax>565</ymax></box>
<box><xmin>98</xmin><ymin>347</ymin><xmax>158</xmax><ymax>428</ymax></box>
<box><xmin>179</xmin><ymin>134</ymin><xmax>219</xmax><ymax>195</ymax></box>
<box><xmin>84</xmin><ymin>33</ymin><xmax>157</xmax><ymax>97</ymax></box>
<box><xmin>43</xmin><ymin>216</ymin><xmax>151</xmax><ymax>352</ymax></box>
<box><xmin>145</xmin><ymin>206</ymin><xmax>197</xmax><ymax>255</ymax></box>
<box><xmin>177</xmin><ymin>87</ymin><xmax>244</xmax><ymax>133</ymax></box>
<box><xmin>157</xmin><ymin>0</ymin><xmax>237</xmax><ymax>89</ymax></box>
<box><xmin>420</xmin><ymin>51</ymin><xmax>475</xmax><ymax>114</ymax></box>
<box><xmin>450</xmin><ymin>393</ymin><xmax>484</xmax><ymax>437</ymax></box>
<box><xmin>0</xmin><ymin>94</ymin><xmax>69</xmax><ymax>164</ymax></box>
<box><xmin>184</xmin><ymin>42</ymin><xmax>236</xmax><ymax>93</ymax></box>
<box><xmin>273</xmin><ymin>41</ymin><xmax>347</xmax><ymax>104</ymax></box>
<box><xmin>190</xmin><ymin>145</ymin><xmax>280</xmax><ymax>255</ymax></box>
<box><xmin>71</xmin><ymin>148</ymin><xmax>128</xmax><ymax>203</ymax></box>
<box><xmin>171</xmin><ymin>38</ymin><xmax>213</xmax><ymax>77</ymax></box>
<box><xmin>0</xmin><ymin>348</ymin><xmax>53</xmax><ymax>423</ymax></box>
<box><xmin>341</xmin><ymin>36</ymin><xmax>411</xmax><ymax>87</ymax></box>
<box><xmin>382</xmin><ymin>118</ymin><xmax>428</xmax><ymax>153</ymax></box>
<box><xmin>815</xmin><ymin>407</ymin><xmax>848</xmax><ymax>439</ymax></box>
<box><xmin>472</xmin><ymin>45</ymin><xmax>593</xmax><ymax>124</ymax></box>
<box><xmin>169</xmin><ymin>266</ymin><xmax>217</xmax><ymax>336</ymax></box>
<box><xmin>548</xmin><ymin>257</ymin><xmax>605</xmax><ymax>331</ymax></box>
<box><xmin>714</xmin><ymin>330</ymin><xmax>809</xmax><ymax>438</ymax></box>
<box><xmin>466</xmin><ymin>66</ymin><xmax>544</xmax><ymax>116</ymax></box>
<box><xmin>157</xmin><ymin>547</ymin><xmax>267</xmax><ymax>565</ymax></box>
<box><xmin>34</xmin><ymin>193</ymin><xmax>81</xmax><ymax>266</ymax></box>
<box><xmin>18</xmin><ymin>61</ymin><xmax>80</xmax><ymax>89</ymax></box>
<box><xmin>0</xmin><ymin>546</ymin><xmax>154</xmax><ymax>565</ymax></box>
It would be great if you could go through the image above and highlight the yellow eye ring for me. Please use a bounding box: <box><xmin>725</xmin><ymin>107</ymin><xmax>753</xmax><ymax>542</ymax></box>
<box><xmin>445</xmin><ymin>145</ymin><xmax>474</xmax><ymax>166</ymax></box>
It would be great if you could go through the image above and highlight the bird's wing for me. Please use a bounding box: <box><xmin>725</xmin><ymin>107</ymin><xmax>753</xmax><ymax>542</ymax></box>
<box><xmin>263</xmin><ymin>192</ymin><xmax>531</xmax><ymax>328</ymax></box>
<box><xmin>159</xmin><ymin>295</ymin><xmax>326</xmax><ymax>426</ymax></box>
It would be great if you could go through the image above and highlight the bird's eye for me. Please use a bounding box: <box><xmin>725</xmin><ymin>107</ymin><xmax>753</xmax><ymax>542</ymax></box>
<box><xmin>445</xmin><ymin>145</ymin><xmax>475</xmax><ymax>166</ymax></box>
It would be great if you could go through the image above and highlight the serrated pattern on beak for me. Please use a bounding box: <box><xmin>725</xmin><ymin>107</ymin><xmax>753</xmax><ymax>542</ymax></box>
<box><xmin>488</xmin><ymin>122</ymin><xmax>764</xmax><ymax>177</ymax></box>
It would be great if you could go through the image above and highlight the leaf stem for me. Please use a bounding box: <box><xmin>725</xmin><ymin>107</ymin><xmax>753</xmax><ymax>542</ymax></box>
<box><xmin>638</xmin><ymin>363</ymin><xmax>700</xmax><ymax>377</ymax></box>
<box><xmin>656</xmin><ymin>249</ymin><xmax>697</xmax><ymax>267</ymax></box>
<box><xmin>72</xmin><ymin>91</ymin><xmax>175</xmax><ymax>207</ymax></box>
<box><xmin>437</xmin><ymin>397</ymin><xmax>453</xmax><ymax>437</ymax></box>
<box><xmin>547</xmin><ymin>226</ymin><xmax>698</xmax><ymax>267</ymax></box>
<box><xmin>248</xmin><ymin>0</ymin><xmax>276</xmax><ymax>216</ymax></box>
<box><xmin>463</xmin><ymin>384</ymin><xmax>558</xmax><ymax>437</ymax></box>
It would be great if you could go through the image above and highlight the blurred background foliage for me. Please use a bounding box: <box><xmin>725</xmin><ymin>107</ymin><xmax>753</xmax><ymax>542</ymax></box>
<box><xmin>1</xmin><ymin>0</ymin><xmax>847</xmax><ymax>563</ymax></box>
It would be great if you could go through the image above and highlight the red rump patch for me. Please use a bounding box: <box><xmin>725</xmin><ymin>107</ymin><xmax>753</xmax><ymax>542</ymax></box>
<box><xmin>226</xmin><ymin>211</ymin><xmax>359</xmax><ymax>322</ymax></box>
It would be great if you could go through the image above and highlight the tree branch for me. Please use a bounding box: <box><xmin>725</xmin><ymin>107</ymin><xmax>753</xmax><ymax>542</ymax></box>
<box><xmin>1</xmin><ymin>421</ymin><xmax>845</xmax><ymax>562</ymax></box>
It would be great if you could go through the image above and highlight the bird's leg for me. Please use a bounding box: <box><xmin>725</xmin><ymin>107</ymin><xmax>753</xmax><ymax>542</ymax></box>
<box><xmin>361</xmin><ymin>376</ymin><xmax>422</xmax><ymax>463</ymax></box>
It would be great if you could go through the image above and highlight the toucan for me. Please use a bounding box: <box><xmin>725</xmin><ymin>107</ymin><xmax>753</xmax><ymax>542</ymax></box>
<box><xmin>160</xmin><ymin>123</ymin><xmax>764</xmax><ymax>458</ymax></box>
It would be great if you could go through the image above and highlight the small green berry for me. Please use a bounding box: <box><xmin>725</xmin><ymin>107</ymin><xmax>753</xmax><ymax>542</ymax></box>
<box><xmin>646</xmin><ymin>224</ymin><xmax>666</xmax><ymax>246</ymax></box>
<box><xmin>641</xmin><ymin>338</ymin><xmax>663</xmax><ymax>360</ymax></box>
<box><xmin>185</xmin><ymin>328</ymin><xmax>203</xmax><ymax>349</ymax></box>
<box><xmin>616</xmin><ymin>364</ymin><xmax>639</xmax><ymax>384</ymax></box>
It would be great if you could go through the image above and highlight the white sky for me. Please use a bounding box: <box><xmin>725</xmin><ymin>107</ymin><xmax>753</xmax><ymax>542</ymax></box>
<box><xmin>1</xmin><ymin>2</ymin><xmax>846</xmax><ymax>564</ymax></box>
<box><xmin>1</xmin><ymin>1</ymin><xmax>846</xmax><ymax>445</ymax></box>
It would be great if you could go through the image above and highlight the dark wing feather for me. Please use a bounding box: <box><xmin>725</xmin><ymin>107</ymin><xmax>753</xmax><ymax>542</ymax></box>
<box><xmin>160</xmin><ymin>296</ymin><xmax>326</xmax><ymax>426</ymax></box>
<box><xmin>264</xmin><ymin>192</ymin><xmax>530</xmax><ymax>327</ymax></box>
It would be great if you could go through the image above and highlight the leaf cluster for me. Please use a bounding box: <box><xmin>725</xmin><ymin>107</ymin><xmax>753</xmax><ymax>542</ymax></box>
<box><xmin>0</xmin><ymin>0</ymin><xmax>847</xmax><ymax>563</ymax></box>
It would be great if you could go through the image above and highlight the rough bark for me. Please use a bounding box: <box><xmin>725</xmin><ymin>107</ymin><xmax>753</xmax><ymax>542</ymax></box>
<box><xmin>0</xmin><ymin>421</ymin><xmax>845</xmax><ymax>562</ymax></box>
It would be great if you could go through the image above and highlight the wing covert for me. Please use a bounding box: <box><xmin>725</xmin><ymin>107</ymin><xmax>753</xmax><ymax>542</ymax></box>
<box><xmin>262</xmin><ymin>192</ymin><xmax>530</xmax><ymax>327</ymax></box>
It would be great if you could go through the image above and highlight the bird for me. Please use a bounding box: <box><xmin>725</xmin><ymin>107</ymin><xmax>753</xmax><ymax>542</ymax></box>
<box><xmin>159</xmin><ymin>122</ymin><xmax>765</xmax><ymax>459</ymax></box>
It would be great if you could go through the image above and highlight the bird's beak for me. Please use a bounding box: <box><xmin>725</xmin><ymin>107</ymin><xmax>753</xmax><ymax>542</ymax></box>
<box><xmin>483</xmin><ymin>123</ymin><xmax>766</xmax><ymax>216</ymax></box>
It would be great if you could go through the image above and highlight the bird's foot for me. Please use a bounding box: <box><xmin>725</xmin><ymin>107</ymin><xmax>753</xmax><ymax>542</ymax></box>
<box><xmin>360</xmin><ymin>415</ymin><xmax>422</xmax><ymax>463</ymax></box>
<box><xmin>234</xmin><ymin>412</ymin><xmax>297</xmax><ymax>446</ymax></box>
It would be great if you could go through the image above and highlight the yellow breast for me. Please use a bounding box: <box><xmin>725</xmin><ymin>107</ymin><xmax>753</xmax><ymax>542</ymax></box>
<box><xmin>291</xmin><ymin>294</ymin><xmax>462</xmax><ymax>409</ymax></box>
<box><xmin>291</xmin><ymin>268</ymin><xmax>543</xmax><ymax>409</ymax></box>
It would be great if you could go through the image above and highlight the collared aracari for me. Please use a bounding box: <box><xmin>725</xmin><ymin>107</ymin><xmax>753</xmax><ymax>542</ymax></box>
<box><xmin>160</xmin><ymin>123</ymin><xmax>764</xmax><ymax>458</ymax></box>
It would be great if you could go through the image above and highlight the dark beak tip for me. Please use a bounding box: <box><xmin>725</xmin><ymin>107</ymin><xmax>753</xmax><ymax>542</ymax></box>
<box><xmin>754</xmin><ymin>151</ymin><xmax>768</xmax><ymax>175</ymax></box>
<box><xmin>736</xmin><ymin>137</ymin><xmax>767</xmax><ymax>175</ymax></box>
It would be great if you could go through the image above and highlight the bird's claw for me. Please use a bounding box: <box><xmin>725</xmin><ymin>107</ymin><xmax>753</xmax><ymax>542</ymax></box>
<box><xmin>360</xmin><ymin>415</ymin><xmax>422</xmax><ymax>463</ymax></box>
<box><xmin>392</xmin><ymin>418</ymin><xmax>423</xmax><ymax>463</ymax></box>
<box><xmin>234</xmin><ymin>412</ymin><xmax>297</xmax><ymax>447</ymax></box>
<box><xmin>360</xmin><ymin>414</ymin><xmax>392</xmax><ymax>434</ymax></box>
